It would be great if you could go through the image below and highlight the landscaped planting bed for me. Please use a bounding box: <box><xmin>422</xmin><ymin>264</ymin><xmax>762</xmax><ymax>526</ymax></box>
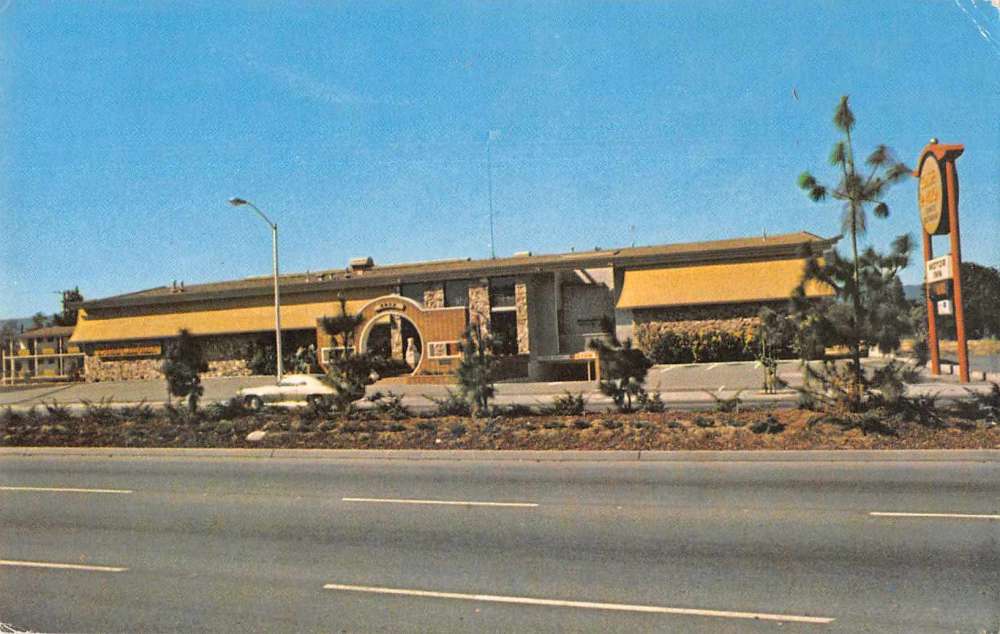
<box><xmin>2</xmin><ymin>399</ymin><xmax>997</xmax><ymax>451</ymax></box>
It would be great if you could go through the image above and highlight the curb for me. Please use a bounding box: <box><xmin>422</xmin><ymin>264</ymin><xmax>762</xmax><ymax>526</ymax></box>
<box><xmin>2</xmin><ymin>447</ymin><xmax>997</xmax><ymax>463</ymax></box>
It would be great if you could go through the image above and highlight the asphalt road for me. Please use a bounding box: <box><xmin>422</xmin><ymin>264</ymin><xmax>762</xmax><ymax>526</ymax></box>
<box><xmin>2</xmin><ymin>452</ymin><xmax>998</xmax><ymax>632</ymax></box>
<box><xmin>2</xmin><ymin>360</ymin><xmax>995</xmax><ymax>412</ymax></box>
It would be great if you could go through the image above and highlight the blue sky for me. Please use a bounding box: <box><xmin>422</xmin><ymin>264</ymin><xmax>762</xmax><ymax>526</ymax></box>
<box><xmin>1</xmin><ymin>0</ymin><xmax>998</xmax><ymax>318</ymax></box>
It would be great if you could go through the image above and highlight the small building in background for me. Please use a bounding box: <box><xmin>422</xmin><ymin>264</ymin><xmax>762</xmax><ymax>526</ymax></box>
<box><xmin>2</xmin><ymin>326</ymin><xmax>85</xmax><ymax>383</ymax></box>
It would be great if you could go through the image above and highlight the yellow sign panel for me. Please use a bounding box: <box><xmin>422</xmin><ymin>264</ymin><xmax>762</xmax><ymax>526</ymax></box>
<box><xmin>918</xmin><ymin>155</ymin><xmax>947</xmax><ymax>235</ymax></box>
<box><xmin>94</xmin><ymin>344</ymin><xmax>162</xmax><ymax>359</ymax></box>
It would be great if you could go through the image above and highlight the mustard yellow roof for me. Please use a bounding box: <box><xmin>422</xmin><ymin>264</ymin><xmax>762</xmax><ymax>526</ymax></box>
<box><xmin>70</xmin><ymin>295</ymin><xmax>378</xmax><ymax>343</ymax></box>
<box><xmin>615</xmin><ymin>258</ymin><xmax>830</xmax><ymax>309</ymax></box>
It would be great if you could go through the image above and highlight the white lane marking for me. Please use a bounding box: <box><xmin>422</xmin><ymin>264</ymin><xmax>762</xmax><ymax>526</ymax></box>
<box><xmin>0</xmin><ymin>559</ymin><xmax>127</xmax><ymax>573</ymax></box>
<box><xmin>322</xmin><ymin>583</ymin><xmax>834</xmax><ymax>624</ymax></box>
<box><xmin>342</xmin><ymin>497</ymin><xmax>537</xmax><ymax>508</ymax></box>
<box><xmin>870</xmin><ymin>511</ymin><xmax>1000</xmax><ymax>520</ymax></box>
<box><xmin>0</xmin><ymin>485</ymin><xmax>133</xmax><ymax>494</ymax></box>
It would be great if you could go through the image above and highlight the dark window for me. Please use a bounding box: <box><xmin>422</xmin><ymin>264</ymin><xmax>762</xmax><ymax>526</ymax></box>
<box><xmin>445</xmin><ymin>280</ymin><xmax>471</xmax><ymax>307</ymax></box>
<box><xmin>491</xmin><ymin>311</ymin><xmax>518</xmax><ymax>355</ymax></box>
<box><xmin>489</xmin><ymin>276</ymin><xmax>517</xmax><ymax>308</ymax></box>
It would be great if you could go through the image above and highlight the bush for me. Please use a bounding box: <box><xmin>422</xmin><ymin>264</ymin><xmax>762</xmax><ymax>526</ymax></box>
<box><xmin>706</xmin><ymin>389</ymin><xmax>743</xmax><ymax>413</ymax></box>
<box><xmin>590</xmin><ymin>337</ymin><xmax>652</xmax><ymax>412</ymax></box>
<box><xmin>416</xmin><ymin>420</ymin><xmax>437</xmax><ymax>432</ymax></box>
<box><xmin>548</xmin><ymin>392</ymin><xmax>585</xmax><ymax>416</ymax></box>
<box><xmin>81</xmin><ymin>398</ymin><xmax>117</xmax><ymax>424</ymax></box>
<box><xmin>456</xmin><ymin>326</ymin><xmax>497</xmax><ymax>416</ymax></box>
<box><xmin>323</xmin><ymin>354</ymin><xmax>377</xmax><ymax>415</ymax></box>
<box><xmin>542</xmin><ymin>420</ymin><xmax>566</xmax><ymax>429</ymax></box>
<box><xmin>750</xmin><ymin>415</ymin><xmax>785</xmax><ymax>434</ymax></box>
<box><xmin>118</xmin><ymin>400</ymin><xmax>155</xmax><ymax>423</ymax></box>
<box><xmin>367</xmin><ymin>392</ymin><xmax>412</xmax><ymax>420</ymax></box>
<box><xmin>449</xmin><ymin>422</ymin><xmax>467</xmax><ymax>437</ymax></box>
<box><xmin>636</xmin><ymin>325</ymin><xmax>775</xmax><ymax>365</ymax></box>
<box><xmin>571</xmin><ymin>418</ymin><xmax>592</xmax><ymax>430</ymax></box>
<box><xmin>693</xmin><ymin>415</ymin><xmax>714</xmax><ymax>428</ymax></box>
<box><xmin>43</xmin><ymin>400</ymin><xmax>72</xmax><ymax>421</ymax></box>
<box><xmin>636</xmin><ymin>391</ymin><xmax>665</xmax><ymax>413</ymax></box>
<box><xmin>601</xmin><ymin>418</ymin><xmax>623</xmax><ymax>430</ymax></box>
<box><xmin>427</xmin><ymin>389</ymin><xmax>471</xmax><ymax>417</ymax></box>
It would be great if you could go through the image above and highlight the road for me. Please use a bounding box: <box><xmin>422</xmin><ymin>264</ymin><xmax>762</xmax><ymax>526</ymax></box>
<box><xmin>2</xmin><ymin>360</ymin><xmax>995</xmax><ymax>412</ymax></box>
<box><xmin>2</xmin><ymin>451</ymin><xmax>998</xmax><ymax>632</ymax></box>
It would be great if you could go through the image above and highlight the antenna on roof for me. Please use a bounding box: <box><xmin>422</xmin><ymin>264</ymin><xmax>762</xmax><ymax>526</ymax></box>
<box><xmin>487</xmin><ymin>130</ymin><xmax>500</xmax><ymax>260</ymax></box>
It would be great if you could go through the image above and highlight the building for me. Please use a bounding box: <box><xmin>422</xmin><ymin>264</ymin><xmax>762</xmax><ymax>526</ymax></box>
<box><xmin>68</xmin><ymin>231</ymin><xmax>836</xmax><ymax>382</ymax></box>
<box><xmin>3</xmin><ymin>326</ymin><xmax>85</xmax><ymax>383</ymax></box>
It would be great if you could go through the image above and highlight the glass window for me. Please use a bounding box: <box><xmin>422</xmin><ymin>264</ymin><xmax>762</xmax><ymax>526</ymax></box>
<box><xmin>491</xmin><ymin>311</ymin><xmax>518</xmax><ymax>355</ymax></box>
<box><xmin>400</xmin><ymin>283</ymin><xmax>429</xmax><ymax>305</ymax></box>
<box><xmin>445</xmin><ymin>280</ymin><xmax>471</xmax><ymax>307</ymax></box>
<box><xmin>489</xmin><ymin>277</ymin><xmax>516</xmax><ymax>308</ymax></box>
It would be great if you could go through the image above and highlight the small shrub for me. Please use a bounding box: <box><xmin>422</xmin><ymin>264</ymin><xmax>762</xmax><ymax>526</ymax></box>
<box><xmin>750</xmin><ymin>415</ymin><xmax>785</xmax><ymax>434</ymax></box>
<box><xmin>43</xmin><ymin>400</ymin><xmax>73</xmax><ymax>421</ymax></box>
<box><xmin>449</xmin><ymin>422</ymin><xmax>467</xmax><ymax>437</ymax></box>
<box><xmin>542</xmin><ymin>420</ymin><xmax>566</xmax><ymax>430</ymax></box>
<box><xmin>572</xmin><ymin>418</ymin><xmax>592</xmax><ymax>430</ymax></box>
<box><xmin>693</xmin><ymin>415</ymin><xmax>714</xmax><ymax>428</ymax></box>
<box><xmin>387</xmin><ymin>423</ymin><xmax>406</xmax><ymax>433</ymax></box>
<box><xmin>416</xmin><ymin>420</ymin><xmax>437</xmax><ymax>432</ymax></box>
<box><xmin>666</xmin><ymin>420</ymin><xmax>682</xmax><ymax>429</ymax></box>
<box><xmin>2</xmin><ymin>407</ymin><xmax>24</xmax><ymax>426</ymax></box>
<box><xmin>601</xmin><ymin>419</ymin><xmax>623</xmax><ymax>430</ymax></box>
<box><xmin>637</xmin><ymin>391</ymin><xmax>665</xmax><ymax>413</ymax></box>
<box><xmin>427</xmin><ymin>390</ymin><xmax>471</xmax><ymax>417</ymax></box>
<box><xmin>632</xmin><ymin>419</ymin><xmax>651</xmax><ymax>429</ymax></box>
<box><xmin>706</xmin><ymin>389</ymin><xmax>743</xmax><ymax>413</ymax></box>
<box><xmin>81</xmin><ymin>398</ymin><xmax>117</xmax><ymax>425</ymax></box>
<box><xmin>548</xmin><ymin>392</ymin><xmax>585</xmax><ymax>416</ymax></box>
<box><xmin>367</xmin><ymin>392</ymin><xmax>412</xmax><ymax>420</ymax></box>
<box><xmin>118</xmin><ymin>400</ymin><xmax>155</xmax><ymax>423</ymax></box>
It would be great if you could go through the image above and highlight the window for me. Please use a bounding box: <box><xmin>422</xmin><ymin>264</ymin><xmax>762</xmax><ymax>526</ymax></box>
<box><xmin>489</xmin><ymin>277</ymin><xmax>516</xmax><ymax>308</ymax></box>
<box><xmin>400</xmin><ymin>282</ymin><xmax>430</xmax><ymax>305</ymax></box>
<box><xmin>445</xmin><ymin>280</ymin><xmax>471</xmax><ymax>307</ymax></box>
<box><xmin>491</xmin><ymin>311</ymin><xmax>518</xmax><ymax>355</ymax></box>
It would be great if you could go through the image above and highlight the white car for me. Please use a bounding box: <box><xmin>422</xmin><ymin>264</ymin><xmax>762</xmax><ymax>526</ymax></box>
<box><xmin>238</xmin><ymin>374</ymin><xmax>334</xmax><ymax>411</ymax></box>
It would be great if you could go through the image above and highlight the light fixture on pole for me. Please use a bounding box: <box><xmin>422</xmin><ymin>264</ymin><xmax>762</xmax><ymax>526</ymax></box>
<box><xmin>228</xmin><ymin>197</ymin><xmax>284</xmax><ymax>381</ymax></box>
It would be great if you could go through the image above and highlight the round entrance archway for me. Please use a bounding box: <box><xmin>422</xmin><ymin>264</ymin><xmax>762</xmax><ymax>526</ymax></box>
<box><xmin>357</xmin><ymin>311</ymin><xmax>424</xmax><ymax>375</ymax></box>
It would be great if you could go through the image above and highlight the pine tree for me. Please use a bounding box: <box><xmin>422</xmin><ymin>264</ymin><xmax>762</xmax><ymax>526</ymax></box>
<box><xmin>162</xmin><ymin>329</ymin><xmax>208</xmax><ymax>412</ymax></box>
<box><xmin>796</xmin><ymin>96</ymin><xmax>912</xmax><ymax>409</ymax></box>
<box><xmin>456</xmin><ymin>325</ymin><xmax>497</xmax><ymax>417</ymax></box>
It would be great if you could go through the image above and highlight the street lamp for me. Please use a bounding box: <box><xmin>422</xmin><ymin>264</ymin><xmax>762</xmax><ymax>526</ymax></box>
<box><xmin>228</xmin><ymin>197</ymin><xmax>284</xmax><ymax>381</ymax></box>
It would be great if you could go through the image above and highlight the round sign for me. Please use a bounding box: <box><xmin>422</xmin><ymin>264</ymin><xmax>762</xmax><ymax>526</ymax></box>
<box><xmin>918</xmin><ymin>154</ymin><xmax>948</xmax><ymax>235</ymax></box>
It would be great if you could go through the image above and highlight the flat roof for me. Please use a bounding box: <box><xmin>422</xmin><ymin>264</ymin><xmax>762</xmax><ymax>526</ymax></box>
<box><xmin>82</xmin><ymin>231</ymin><xmax>838</xmax><ymax>311</ymax></box>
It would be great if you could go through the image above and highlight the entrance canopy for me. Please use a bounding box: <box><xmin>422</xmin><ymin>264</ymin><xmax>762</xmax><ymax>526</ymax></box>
<box><xmin>615</xmin><ymin>258</ymin><xmax>830</xmax><ymax>309</ymax></box>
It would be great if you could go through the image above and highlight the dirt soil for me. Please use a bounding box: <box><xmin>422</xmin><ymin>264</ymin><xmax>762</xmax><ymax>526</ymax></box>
<box><xmin>3</xmin><ymin>407</ymin><xmax>998</xmax><ymax>451</ymax></box>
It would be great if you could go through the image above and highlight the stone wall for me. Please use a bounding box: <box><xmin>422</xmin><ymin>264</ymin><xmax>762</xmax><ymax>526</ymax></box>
<box><xmin>423</xmin><ymin>284</ymin><xmax>445</xmax><ymax>309</ymax></box>
<box><xmin>515</xmin><ymin>281</ymin><xmax>530</xmax><ymax>354</ymax></box>
<box><xmin>85</xmin><ymin>356</ymin><xmax>164</xmax><ymax>383</ymax></box>
<box><xmin>468</xmin><ymin>282</ymin><xmax>491</xmax><ymax>334</ymax></box>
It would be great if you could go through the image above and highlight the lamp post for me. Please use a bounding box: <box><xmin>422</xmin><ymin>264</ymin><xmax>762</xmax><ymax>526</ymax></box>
<box><xmin>228</xmin><ymin>197</ymin><xmax>284</xmax><ymax>381</ymax></box>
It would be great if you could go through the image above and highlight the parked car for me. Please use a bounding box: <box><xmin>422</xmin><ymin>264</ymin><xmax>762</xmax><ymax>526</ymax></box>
<box><xmin>237</xmin><ymin>374</ymin><xmax>334</xmax><ymax>411</ymax></box>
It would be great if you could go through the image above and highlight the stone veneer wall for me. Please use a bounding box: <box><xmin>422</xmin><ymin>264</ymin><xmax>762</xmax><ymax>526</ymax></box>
<box><xmin>468</xmin><ymin>282</ymin><xmax>491</xmax><ymax>334</ymax></box>
<box><xmin>515</xmin><ymin>281</ymin><xmax>530</xmax><ymax>354</ymax></box>
<box><xmin>423</xmin><ymin>284</ymin><xmax>445</xmax><ymax>309</ymax></box>
<box><xmin>84</xmin><ymin>333</ymin><xmax>267</xmax><ymax>382</ymax></box>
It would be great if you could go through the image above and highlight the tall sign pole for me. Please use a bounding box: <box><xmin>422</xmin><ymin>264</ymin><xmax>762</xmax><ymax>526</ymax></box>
<box><xmin>915</xmin><ymin>140</ymin><xmax>969</xmax><ymax>383</ymax></box>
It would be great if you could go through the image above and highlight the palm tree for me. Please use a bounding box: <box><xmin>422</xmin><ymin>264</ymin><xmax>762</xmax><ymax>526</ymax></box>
<box><xmin>797</xmin><ymin>96</ymin><xmax>911</xmax><ymax>405</ymax></box>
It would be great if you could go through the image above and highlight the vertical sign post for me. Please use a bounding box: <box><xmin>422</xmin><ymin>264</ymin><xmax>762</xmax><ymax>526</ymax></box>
<box><xmin>915</xmin><ymin>141</ymin><xmax>969</xmax><ymax>383</ymax></box>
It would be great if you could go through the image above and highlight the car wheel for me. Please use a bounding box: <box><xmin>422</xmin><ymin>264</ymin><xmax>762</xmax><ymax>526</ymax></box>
<box><xmin>244</xmin><ymin>395</ymin><xmax>264</xmax><ymax>412</ymax></box>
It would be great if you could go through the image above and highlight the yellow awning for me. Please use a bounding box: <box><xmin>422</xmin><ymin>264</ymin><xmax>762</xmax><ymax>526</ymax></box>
<box><xmin>70</xmin><ymin>291</ymin><xmax>387</xmax><ymax>343</ymax></box>
<box><xmin>616</xmin><ymin>258</ymin><xmax>830</xmax><ymax>309</ymax></box>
